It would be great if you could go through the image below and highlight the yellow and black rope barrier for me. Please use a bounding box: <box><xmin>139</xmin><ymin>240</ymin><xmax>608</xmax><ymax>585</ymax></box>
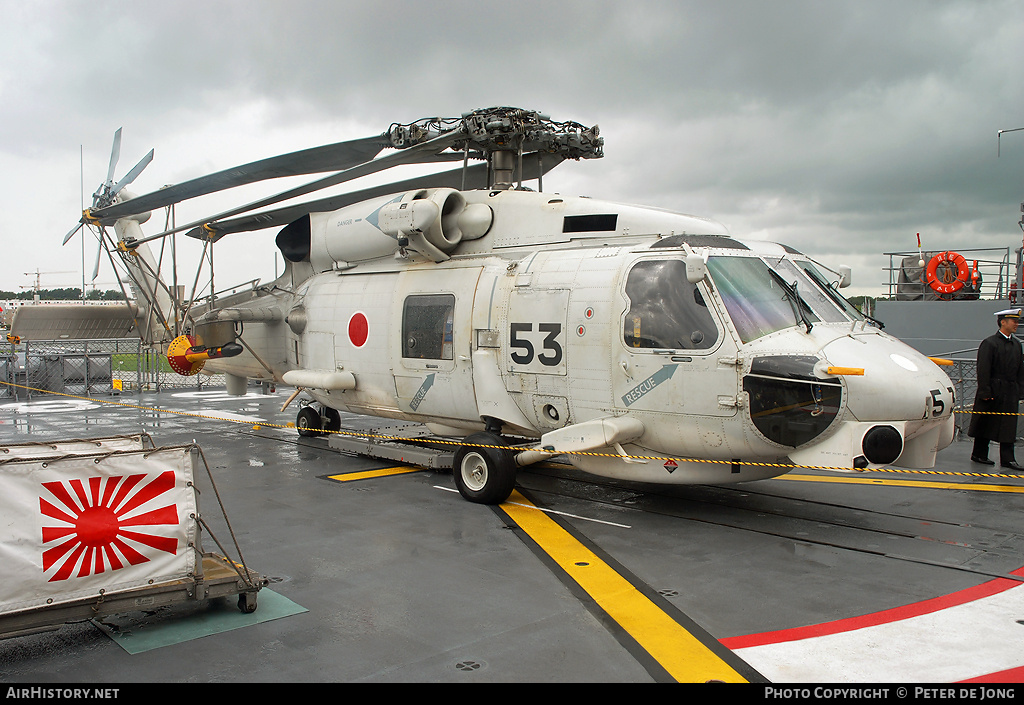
<box><xmin>3</xmin><ymin>381</ymin><xmax>1024</xmax><ymax>481</ymax></box>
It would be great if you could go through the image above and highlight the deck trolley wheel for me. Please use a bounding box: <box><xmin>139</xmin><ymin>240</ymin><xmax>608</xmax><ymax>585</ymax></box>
<box><xmin>452</xmin><ymin>432</ymin><xmax>516</xmax><ymax>505</ymax></box>
<box><xmin>238</xmin><ymin>592</ymin><xmax>258</xmax><ymax>614</ymax></box>
<box><xmin>296</xmin><ymin>407</ymin><xmax>323</xmax><ymax>437</ymax></box>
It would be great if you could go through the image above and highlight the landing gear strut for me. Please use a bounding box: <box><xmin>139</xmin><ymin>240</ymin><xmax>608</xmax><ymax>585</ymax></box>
<box><xmin>452</xmin><ymin>431</ymin><xmax>516</xmax><ymax>505</ymax></box>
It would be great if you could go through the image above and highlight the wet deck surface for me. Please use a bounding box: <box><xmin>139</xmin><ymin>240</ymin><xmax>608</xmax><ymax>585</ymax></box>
<box><xmin>1</xmin><ymin>388</ymin><xmax>1023</xmax><ymax>683</ymax></box>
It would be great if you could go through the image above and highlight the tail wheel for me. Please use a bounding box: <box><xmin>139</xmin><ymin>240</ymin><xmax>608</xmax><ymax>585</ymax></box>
<box><xmin>452</xmin><ymin>432</ymin><xmax>516</xmax><ymax>504</ymax></box>
<box><xmin>296</xmin><ymin>407</ymin><xmax>322</xmax><ymax>437</ymax></box>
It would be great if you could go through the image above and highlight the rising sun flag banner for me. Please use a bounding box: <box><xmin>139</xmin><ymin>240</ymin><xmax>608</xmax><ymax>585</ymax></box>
<box><xmin>0</xmin><ymin>447</ymin><xmax>198</xmax><ymax>615</ymax></box>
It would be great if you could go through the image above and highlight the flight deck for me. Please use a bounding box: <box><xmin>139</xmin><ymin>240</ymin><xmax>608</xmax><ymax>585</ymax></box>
<box><xmin>1</xmin><ymin>387</ymin><xmax>1023</xmax><ymax>684</ymax></box>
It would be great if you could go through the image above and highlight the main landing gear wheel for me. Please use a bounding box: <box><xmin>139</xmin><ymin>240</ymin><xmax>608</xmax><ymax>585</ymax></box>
<box><xmin>296</xmin><ymin>405</ymin><xmax>341</xmax><ymax>437</ymax></box>
<box><xmin>452</xmin><ymin>432</ymin><xmax>516</xmax><ymax>505</ymax></box>
<box><xmin>295</xmin><ymin>407</ymin><xmax>322</xmax><ymax>437</ymax></box>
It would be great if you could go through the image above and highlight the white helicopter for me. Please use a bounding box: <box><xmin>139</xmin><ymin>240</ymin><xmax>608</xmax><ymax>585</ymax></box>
<box><xmin>50</xmin><ymin>107</ymin><xmax>955</xmax><ymax>504</ymax></box>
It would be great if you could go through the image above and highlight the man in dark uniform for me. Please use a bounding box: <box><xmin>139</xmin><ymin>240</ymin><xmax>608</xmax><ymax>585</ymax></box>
<box><xmin>969</xmin><ymin>307</ymin><xmax>1024</xmax><ymax>471</ymax></box>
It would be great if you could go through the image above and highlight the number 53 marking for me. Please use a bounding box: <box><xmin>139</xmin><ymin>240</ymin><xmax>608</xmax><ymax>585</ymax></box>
<box><xmin>510</xmin><ymin>323</ymin><xmax>563</xmax><ymax>366</ymax></box>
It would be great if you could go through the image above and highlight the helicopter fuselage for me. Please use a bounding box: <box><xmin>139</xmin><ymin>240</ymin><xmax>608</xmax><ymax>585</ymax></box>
<box><xmin>197</xmin><ymin>188</ymin><xmax>956</xmax><ymax>486</ymax></box>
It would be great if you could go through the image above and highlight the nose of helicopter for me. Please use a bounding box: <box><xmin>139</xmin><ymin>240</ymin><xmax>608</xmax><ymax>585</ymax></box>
<box><xmin>781</xmin><ymin>331</ymin><xmax>956</xmax><ymax>470</ymax></box>
<box><xmin>819</xmin><ymin>333</ymin><xmax>955</xmax><ymax>424</ymax></box>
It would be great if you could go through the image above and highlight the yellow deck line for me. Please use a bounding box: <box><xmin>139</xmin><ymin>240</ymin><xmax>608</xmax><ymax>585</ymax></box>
<box><xmin>778</xmin><ymin>473</ymin><xmax>1024</xmax><ymax>493</ymax></box>
<box><xmin>327</xmin><ymin>466</ymin><xmax>424</xmax><ymax>483</ymax></box>
<box><xmin>499</xmin><ymin>490</ymin><xmax>747</xmax><ymax>683</ymax></box>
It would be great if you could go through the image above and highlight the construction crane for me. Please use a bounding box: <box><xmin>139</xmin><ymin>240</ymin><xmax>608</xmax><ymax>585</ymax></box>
<box><xmin>20</xmin><ymin>270</ymin><xmax>76</xmax><ymax>301</ymax></box>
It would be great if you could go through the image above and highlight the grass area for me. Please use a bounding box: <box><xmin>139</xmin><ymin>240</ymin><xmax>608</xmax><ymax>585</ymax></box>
<box><xmin>112</xmin><ymin>352</ymin><xmax>174</xmax><ymax>373</ymax></box>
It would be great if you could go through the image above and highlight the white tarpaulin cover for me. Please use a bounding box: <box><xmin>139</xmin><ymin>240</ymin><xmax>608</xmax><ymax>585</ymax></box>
<box><xmin>0</xmin><ymin>446</ymin><xmax>198</xmax><ymax>615</ymax></box>
<box><xmin>0</xmin><ymin>434</ymin><xmax>150</xmax><ymax>459</ymax></box>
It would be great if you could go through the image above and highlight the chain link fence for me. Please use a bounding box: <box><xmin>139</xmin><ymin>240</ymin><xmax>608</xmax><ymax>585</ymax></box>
<box><xmin>947</xmin><ymin>356</ymin><xmax>1024</xmax><ymax>443</ymax></box>
<box><xmin>947</xmin><ymin>358</ymin><xmax>977</xmax><ymax>439</ymax></box>
<box><xmin>0</xmin><ymin>339</ymin><xmax>1013</xmax><ymax>444</ymax></box>
<box><xmin>0</xmin><ymin>339</ymin><xmax>226</xmax><ymax>399</ymax></box>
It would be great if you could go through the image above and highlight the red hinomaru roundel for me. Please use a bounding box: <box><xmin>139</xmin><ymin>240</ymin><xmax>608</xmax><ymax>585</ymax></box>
<box><xmin>39</xmin><ymin>471</ymin><xmax>180</xmax><ymax>582</ymax></box>
<box><xmin>348</xmin><ymin>312</ymin><xmax>369</xmax><ymax>348</ymax></box>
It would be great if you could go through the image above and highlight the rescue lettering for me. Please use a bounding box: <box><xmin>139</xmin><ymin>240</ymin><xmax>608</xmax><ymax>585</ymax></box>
<box><xmin>621</xmin><ymin>364</ymin><xmax>678</xmax><ymax>406</ymax></box>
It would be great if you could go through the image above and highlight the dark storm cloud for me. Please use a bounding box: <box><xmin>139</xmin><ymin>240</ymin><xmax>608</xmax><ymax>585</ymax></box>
<box><xmin>0</xmin><ymin>0</ymin><xmax>1021</xmax><ymax>295</ymax></box>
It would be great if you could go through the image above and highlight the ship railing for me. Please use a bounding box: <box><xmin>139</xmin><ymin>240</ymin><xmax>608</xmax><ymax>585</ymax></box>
<box><xmin>883</xmin><ymin>246</ymin><xmax>1015</xmax><ymax>300</ymax></box>
<box><xmin>0</xmin><ymin>338</ymin><xmax>226</xmax><ymax>398</ymax></box>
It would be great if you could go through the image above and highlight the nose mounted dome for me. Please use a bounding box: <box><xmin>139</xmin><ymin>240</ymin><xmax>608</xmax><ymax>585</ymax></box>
<box><xmin>743</xmin><ymin>356</ymin><xmax>843</xmax><ymax>447</ymax></box>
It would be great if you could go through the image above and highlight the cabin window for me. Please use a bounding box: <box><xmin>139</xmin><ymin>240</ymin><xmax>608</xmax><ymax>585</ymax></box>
<box><xmin>623</xmin><ymin>260</ymin><xmax>719</xmax><ymax>350</ymax></box>
<box><xmin>402</xmin><ymin>294</ymin><xmax>455</xmax><ymax>360</ymax></box>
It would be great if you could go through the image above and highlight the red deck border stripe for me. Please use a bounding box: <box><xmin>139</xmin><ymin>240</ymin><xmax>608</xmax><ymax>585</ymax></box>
<box><xmin>720</xmin><ymin>566</ymin><xmax>1024</xmax><ymax>650</ymax></box>
<box><xmin>958</xmin><ymin>665</ymin><xmax>1024</xmax><ymax>683</ymax></box>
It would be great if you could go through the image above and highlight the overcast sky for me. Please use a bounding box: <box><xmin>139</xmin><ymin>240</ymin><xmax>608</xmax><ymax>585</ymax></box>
<box><xmin>1</xmin><ymin>0</ymin><xmax>1022</xmax><ymax>299</ymax></box>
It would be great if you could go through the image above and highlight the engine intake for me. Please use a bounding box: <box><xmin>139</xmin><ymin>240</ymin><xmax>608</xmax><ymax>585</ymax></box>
<box><xmin>277</xmin><ymin>214</ymin><xmax>311</xmax><ymax>263</ymax></box>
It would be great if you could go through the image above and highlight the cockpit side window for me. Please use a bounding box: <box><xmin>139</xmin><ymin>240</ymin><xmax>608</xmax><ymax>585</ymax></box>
<box><xmin>403</xmin><ymin>294</ymin><xmax>455</xmax><ymax>359</ymax></box>
<box><xmin>623</xmin><ymin>260</ymin><xmax>719</xmax><ymax>350</ymax></box>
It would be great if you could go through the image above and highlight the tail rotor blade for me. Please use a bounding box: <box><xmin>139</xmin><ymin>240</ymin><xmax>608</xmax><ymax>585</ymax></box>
<box><xmin>91</xmin><ymin>236</ymin><xmax>104</xmax><ymax>281</ymax></box>
<box><xmin>106</xmin><ymin>128</ymin><xmax>122</xmax><ymax>185</ymax></box>
<box><xmin>111</xmin><ymin>149</ymin><xmax>154</xmax><ymax>198</ymax></box>
<box><xmin>62</xmin><ymin>222</ymin><xmax>84</xmax><ymax>246</ymax></box>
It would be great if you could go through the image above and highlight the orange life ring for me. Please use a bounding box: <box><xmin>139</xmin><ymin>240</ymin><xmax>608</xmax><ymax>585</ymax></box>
<box><xmin>925</xmin><ymin>251</ymin><xmax>969</xmax><ymax>295</ymax></box>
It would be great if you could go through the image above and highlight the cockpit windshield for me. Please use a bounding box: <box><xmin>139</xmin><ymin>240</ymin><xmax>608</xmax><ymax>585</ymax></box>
<box><xmin>766</xmin><ymin>257</ymin><xmax>847</xmax><ymax>324</ymax></box>
<box><xmin>625</xmin><ymin>254</ymin><xmax>867</xmax><ymax>348</ymax></box>
<box><xmin>706</xmin><ymin>255</ymin><xmax>866</xmax><ymax>343</ymax></box>
<box><xmin>795</xmin><ymin>259</ymin><xmax>866</xmax><ymax>323</ymax></box>
<box><xmin>706</xmin><ymin>256</ymin><xmax>821</xmax><ymax>343</ymax></box>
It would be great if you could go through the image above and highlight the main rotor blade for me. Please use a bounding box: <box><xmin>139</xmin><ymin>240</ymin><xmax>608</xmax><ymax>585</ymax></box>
<box><xmin>106</xmin><ymin>128</ymin><xmax>122</xmax><ymax>185</ymax></box>
<box><xmin>132</xmin><ymin>129</ymin><xmax>465</xmax><ymax>245</ymax></box>
<box><xmin>91</xmin><ymin>135</ymin><xmax>389</xmax><ymax>223</ymax></box>
<box><xmin>111</xmin><ymin>149</ymin><xmax>154</xmax><ymax>197</ymax></box>
<box><xmin>189</xmin><ymin>163</ymin><xmax>490</xmax><ymax>241</ymax></box>
<box><xmin>185</xmin><ymin>152</ymin><xmax>564</xmax><ymax>241</ymax></box>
